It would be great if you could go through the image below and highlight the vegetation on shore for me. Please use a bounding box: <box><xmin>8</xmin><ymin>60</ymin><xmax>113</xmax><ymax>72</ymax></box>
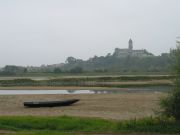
<box><xmin>160</xmin><ymin>42</ymin><xmax>180</xmax><ymax>120</ymax></box>
<box><xmin>0</xmin><ymin>49</ymin><xmax>173</xmax><ymax>75</ymax></box>
<box><xmin>0</xmin><ymin>75</ymin><xmax>173</xmax><ymax>88</ymax></box>
<box><xmin>0</xmin><ymin>116</ymin><xmax>179</xmax><ymax>135</ymax></box>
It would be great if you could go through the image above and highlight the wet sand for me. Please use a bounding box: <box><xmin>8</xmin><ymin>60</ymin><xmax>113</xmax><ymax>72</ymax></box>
<box><xmin>0</xmin><ymin>92</ymin><xmax>165</xmax><ymax>120</ymax></box>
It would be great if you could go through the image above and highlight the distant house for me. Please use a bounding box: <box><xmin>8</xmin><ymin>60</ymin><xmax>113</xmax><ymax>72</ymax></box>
<box><xmin>113</xmin><ymin>39</ymin><xmax>153</xmax><ymax>57</ymax></box>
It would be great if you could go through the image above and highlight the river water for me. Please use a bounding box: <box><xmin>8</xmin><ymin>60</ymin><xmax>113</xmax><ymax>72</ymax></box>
<box><xmin>0</xmin><ymin>86</ymin><xmax>171</xmax><ymax>95</ymax></box>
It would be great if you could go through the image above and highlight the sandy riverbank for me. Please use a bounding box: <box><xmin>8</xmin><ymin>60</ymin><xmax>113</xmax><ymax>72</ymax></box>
<box><xmin>0</xmin><ymin>92</ymin><xmax>165</xmax><ymax>120</ymax></box>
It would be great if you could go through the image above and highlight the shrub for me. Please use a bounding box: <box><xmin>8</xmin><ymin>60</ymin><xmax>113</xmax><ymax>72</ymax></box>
<box><xmin>161</xmin><ymin>43</ymin><xmax>180</xmax><ymax>120</ymax></box>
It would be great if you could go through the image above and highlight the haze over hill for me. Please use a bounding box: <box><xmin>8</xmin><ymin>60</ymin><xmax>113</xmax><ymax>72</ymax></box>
<box><xmin>0</xmin><ymin>0</ymin><xmax>180</xmax><ymax>66</ymax></box>
<box><xmin>0</xmin><ymin>40</ymin><xmax>173</xmax><ymax>75</ymax></box>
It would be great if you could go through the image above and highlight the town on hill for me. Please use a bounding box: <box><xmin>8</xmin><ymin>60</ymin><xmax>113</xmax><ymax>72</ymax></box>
<box><xmin>0</xmin><ymin>39</ymin><xmax>173</xmax><ymax>75</ymax></box>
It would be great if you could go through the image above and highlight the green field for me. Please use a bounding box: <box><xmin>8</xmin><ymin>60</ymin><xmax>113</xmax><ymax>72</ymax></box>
<box><xmin>0</xmin><ymin>116</ymin><xmax>179</xmax><ymax>135</ymax></box>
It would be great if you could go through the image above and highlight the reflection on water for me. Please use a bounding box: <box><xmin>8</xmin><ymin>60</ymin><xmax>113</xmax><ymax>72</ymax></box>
<box><xmin>0</xmin><ymin>86</ymin><xmax>171</xmax><ymax>95</ymax></box>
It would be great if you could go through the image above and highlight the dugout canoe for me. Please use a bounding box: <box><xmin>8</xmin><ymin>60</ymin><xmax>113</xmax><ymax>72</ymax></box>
<box><xmin>24</xmin><ymin>99</ymin><xmax>79</xmax><ymax>108</ymax></box>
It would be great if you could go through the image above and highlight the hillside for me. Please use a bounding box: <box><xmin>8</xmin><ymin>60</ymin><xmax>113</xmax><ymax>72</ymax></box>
<box><xmin>0</xmin><ymin>48</ymin><xmax>173</xmax><ymax>75</ymax></box>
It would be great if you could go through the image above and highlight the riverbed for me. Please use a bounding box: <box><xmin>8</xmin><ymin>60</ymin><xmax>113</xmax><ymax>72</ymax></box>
<box><xmin>0</xmin><ymin>92</ymin><xmax>165</xmax><ymax>120</ymax></box>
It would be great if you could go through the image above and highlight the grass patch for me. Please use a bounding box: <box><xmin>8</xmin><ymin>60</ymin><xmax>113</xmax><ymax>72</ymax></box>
<box><xmin>0</xmin><ymin>116</ymin><xmax>179</xmax><ymax>135</ymax></box>
<box><xmin>15</xmin><ymin>131</ymin><xmax>71</xmax><ymax>135</ymax></box>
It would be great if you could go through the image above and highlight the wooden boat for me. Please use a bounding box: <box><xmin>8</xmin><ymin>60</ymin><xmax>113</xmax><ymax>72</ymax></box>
<box><xmin>24</xmin><ymin>99</ymin><xmax>79</xmax><ymax>108</ymax></box>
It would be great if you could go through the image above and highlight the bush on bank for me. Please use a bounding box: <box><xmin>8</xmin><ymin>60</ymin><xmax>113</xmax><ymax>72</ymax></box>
<box><xmin>161</xmin><ymin>45</ymin><xmax>180</xmax><ymax>120</ymax></box>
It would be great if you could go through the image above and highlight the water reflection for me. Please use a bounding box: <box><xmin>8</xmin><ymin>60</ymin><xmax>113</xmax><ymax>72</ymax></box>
<box><xmin>67</xmin><ymin>90</ymin><xmax>75</xmax><ymax>94</ymax></box>
<box><xmin>90</xmin><ymin>90</ymin><xmax>121</xmax><ymax>94</ymax></box>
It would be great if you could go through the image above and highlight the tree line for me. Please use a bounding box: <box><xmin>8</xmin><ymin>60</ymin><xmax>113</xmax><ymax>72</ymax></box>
<box><xmin>0</xmin><ymin>51</ymin><xmax>174</xmax><ymax>75</ymax></box>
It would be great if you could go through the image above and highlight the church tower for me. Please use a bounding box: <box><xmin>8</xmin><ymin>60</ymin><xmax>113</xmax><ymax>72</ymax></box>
<box><xmin>128</xmin><ymin>39</ymin><xmax>133</xmax><ymax>50</ymax></box>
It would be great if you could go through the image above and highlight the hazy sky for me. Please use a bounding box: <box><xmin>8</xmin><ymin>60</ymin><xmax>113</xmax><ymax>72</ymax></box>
<box><xmin>0</xmin><ymin>0</ymin><xmax>180</xmax><ymax>67</ymax></box>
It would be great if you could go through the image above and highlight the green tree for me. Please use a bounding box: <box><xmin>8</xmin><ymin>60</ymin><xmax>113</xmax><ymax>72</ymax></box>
<box><xmin>161</xmin><ymin>39</ymin><xmax>180</xmax><ymax>120</ymax></box>
<box><xmin>53</xmin><ymin>68</ymin><xmax>62</xmax><ymax>73</ymax></box>
<box><xmin>66</xmin><ymin>57</ymin><xmax>76</xmax><ymax>64</ymax></box>
<box><xmin>1</xmin><ymin>65</ymin><xmax>27</xmax><ymax>75</ymax></box>
<box><xmin>70</xmin><ymin>66</ymin><xmax>83</xmax><ymax>73</ymax></box>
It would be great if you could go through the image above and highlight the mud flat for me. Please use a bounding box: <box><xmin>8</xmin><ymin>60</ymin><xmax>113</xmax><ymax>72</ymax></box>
<box><xmin>0</xmin><ymin>92</ymin><xmax>165</xmax><ymax>120</ymax></box>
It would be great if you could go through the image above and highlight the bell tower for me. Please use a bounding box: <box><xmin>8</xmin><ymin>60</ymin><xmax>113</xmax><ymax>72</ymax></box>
<box><xmin>128</xmin><ymin>38</ymin><xmax>133</xmax><ymax>50</ymax></box>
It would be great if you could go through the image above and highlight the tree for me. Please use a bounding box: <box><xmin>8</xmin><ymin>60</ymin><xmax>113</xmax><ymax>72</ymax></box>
<box><xmin>70</xmin><ymin>66</ymin><xmax>83</xmax><ymax>73</ymax></box>
<box><xmin>161</xmin><ymin>39</ymin><xmax>180</xmax><ymax>120</ymax></box>
<box><xmin>66</xmin><ymin>57</ymin><xmax>76</xmax><ymax>64</ymax></box>
<box><xmin>23</xmin><ymin>68</ymin><xmax>28</xmax><ymax>73</ymax></box>
<box><xmin>53</xmin><ymin>68</ymin><xmax>62</xmax><ymax>73</ymax></box>
<box><xmin>1</xmin><ymin>65</ymin><xmax>27</xmax><ymax>75</ymax></box>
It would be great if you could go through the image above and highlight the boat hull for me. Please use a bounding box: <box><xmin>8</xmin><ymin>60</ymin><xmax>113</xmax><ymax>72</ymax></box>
<box><xmin>24</xmin><ymin>99</ymin><xmax>79</xmax><ymax>108</ymax></box>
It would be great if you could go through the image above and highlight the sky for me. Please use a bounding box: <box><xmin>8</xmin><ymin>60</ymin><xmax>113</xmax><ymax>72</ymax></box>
<box><xmin>0</xmin><ymin>0</ymin><xmax>180</xmax><ymax>67</ymax></box>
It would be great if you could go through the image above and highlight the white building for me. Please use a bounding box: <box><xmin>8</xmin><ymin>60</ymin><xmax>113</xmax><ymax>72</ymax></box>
<box><xmin>113</xmin><ymin>39</ymin><xmax>153</xmax><ymax>57</ymax></box>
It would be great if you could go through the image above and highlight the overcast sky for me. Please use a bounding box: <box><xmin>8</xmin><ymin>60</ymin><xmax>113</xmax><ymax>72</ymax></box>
<box><xmin>0</xmin><ymin>0</ymin><xmax>180</xmax><ymax>67</ymax></box>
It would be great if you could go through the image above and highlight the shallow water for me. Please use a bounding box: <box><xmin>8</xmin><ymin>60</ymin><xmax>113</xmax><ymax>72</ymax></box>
<box><xmin>0</xmin><ymin>86</ymin><xmax>171</xmax><ymax>95</ymax></box>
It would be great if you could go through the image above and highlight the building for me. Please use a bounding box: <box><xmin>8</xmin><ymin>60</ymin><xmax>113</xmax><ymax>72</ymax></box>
<box><xmin>113</xmin><ymin>39</ymin><xmax>153</xmax><ymax>57</ymax></box>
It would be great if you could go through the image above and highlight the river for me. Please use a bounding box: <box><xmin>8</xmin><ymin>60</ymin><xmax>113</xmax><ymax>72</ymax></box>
<box><xmin>0</xmin><ymin>86</ymin><xmax>171</xmax><ymax>95</ymax></box>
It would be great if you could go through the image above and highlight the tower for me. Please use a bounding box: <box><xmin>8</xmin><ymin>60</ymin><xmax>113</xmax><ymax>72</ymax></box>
<box><xmin>128</xmin><ymin>38</ymin><xmax>133</xmax><ymax>50</ymax></box>
<box><xmin>177</xmin><ymin>37</ymin><xmax>180</xmax><ymax>49</ymax></box>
